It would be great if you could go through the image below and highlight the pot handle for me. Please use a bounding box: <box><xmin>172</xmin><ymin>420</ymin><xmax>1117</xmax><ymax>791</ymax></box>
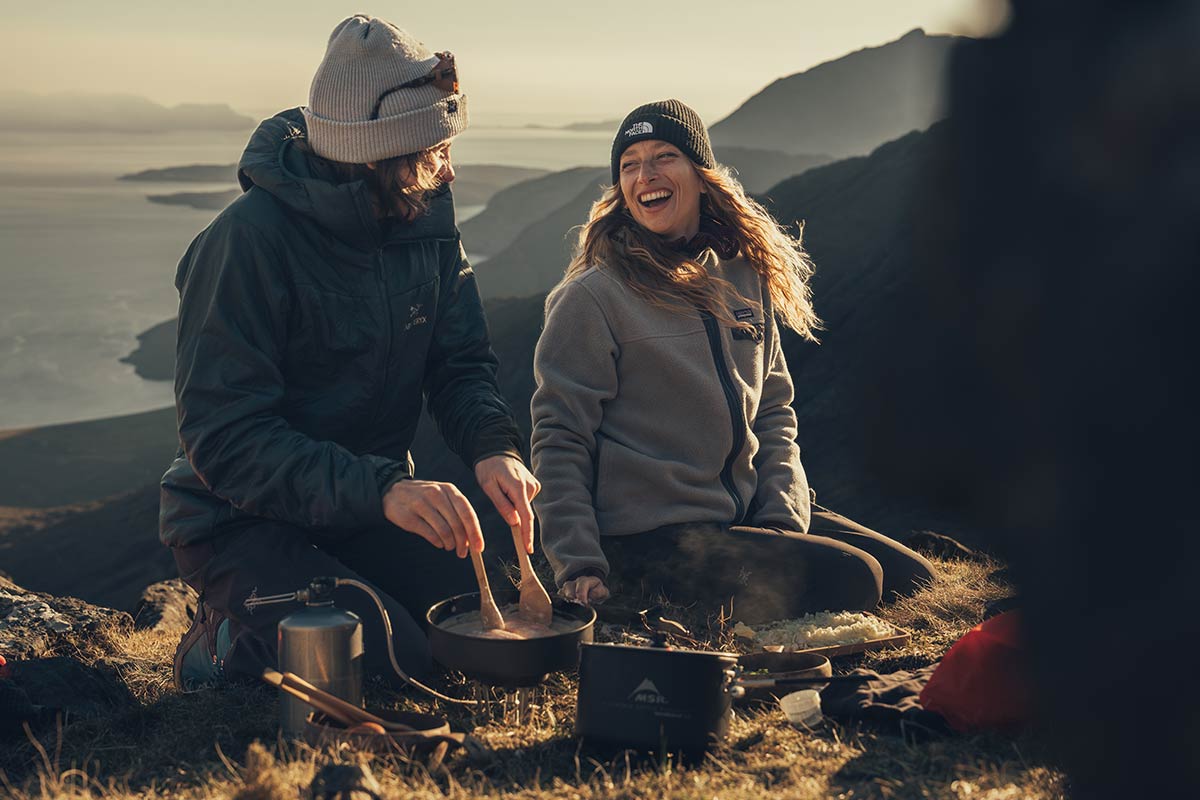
<box><xmin>723</xmin><ymin>666</ymin><xmax>746</xmax><ymax>699</ymax></box>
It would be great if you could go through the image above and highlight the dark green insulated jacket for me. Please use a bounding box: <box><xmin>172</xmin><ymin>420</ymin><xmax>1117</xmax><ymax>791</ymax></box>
<box><xmin>159</xmin><ymin>108</ymin><xmax>521</xmax><ymax>547</ymax></box>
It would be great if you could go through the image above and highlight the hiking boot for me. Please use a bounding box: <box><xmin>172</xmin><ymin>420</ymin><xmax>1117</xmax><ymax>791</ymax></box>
<box><xmin>172</xmin><ymin>601</ymin><xmax>232</xmax><ymax>692</ymax></box>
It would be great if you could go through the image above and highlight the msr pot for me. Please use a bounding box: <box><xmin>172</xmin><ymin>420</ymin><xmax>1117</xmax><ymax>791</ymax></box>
<box><xmin>575</xmin><ymin>642</ymin><xmax>739</xmax><ymax>754</ymax></box>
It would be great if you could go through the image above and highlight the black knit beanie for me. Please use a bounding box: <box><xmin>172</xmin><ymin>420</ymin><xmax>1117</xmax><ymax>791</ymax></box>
<box><xmin>610</xmin><ymin>99</ymin><xmax>715</xmax><ymax>185</ymax></box>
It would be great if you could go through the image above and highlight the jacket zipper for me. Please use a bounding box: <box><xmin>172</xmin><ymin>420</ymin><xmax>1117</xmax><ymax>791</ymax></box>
<box><xmin>372</xmin><ymin>247</ymin><xmax>392</xmax><ymax>425</ymax></box>
<box><xmin>701</xmin><ymin>311</ymin><xmax>746</xmax><ymax>523</ymax></box>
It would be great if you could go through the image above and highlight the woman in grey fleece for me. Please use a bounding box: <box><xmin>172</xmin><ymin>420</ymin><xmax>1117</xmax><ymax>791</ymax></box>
<box><xmin>530</xmin><ymin>100</ymin><xmax>934</xmax><ymax>622</ymax></box>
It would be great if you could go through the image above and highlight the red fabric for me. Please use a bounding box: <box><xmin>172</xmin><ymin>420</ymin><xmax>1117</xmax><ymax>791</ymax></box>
<box><xmin>919</xmin><ymin>610</ymin><xmax>1033</xmax><ymax>733</ymax></box>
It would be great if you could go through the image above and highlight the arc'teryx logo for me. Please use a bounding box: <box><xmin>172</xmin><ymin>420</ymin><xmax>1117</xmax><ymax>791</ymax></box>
<box><xmin>405</xmin><ymin>303</ymin><xmax>428</xmax><ymax>332</ymax></box>
<box><xmin>629</xmin><ymin>678</ymin><xmax>670</xmax><ymax>705</ymax></box>
<box><xmin>625</xmin><ymin>121</ymin><xmax>653</xmax><ymax>137</ymax></box>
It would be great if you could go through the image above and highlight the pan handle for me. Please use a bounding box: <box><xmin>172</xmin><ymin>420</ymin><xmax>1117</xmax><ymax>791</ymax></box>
<box><xmin>737</xmin><ymin>674</ymin><xmax>873</xmax><ymax>690</ymax></box>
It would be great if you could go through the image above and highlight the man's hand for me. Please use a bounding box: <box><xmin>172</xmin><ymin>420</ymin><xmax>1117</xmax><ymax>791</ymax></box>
<box><xmin>474</xmin><ymin>455</ymin><xmax>541</xmax><ymax>554</ymax></box>
<box><xmin>382</xmin><ymin>479</ymin><xmax>483</xmax><ymax>558</ymax></box>
<box><xmin>559</xmin><ymin>575</ymin><xmax>610</xmax><ymax>607</ymax></box>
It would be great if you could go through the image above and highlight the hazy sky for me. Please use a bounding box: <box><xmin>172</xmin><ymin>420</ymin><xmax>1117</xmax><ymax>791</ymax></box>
<box><xmin>1</xmin><ymin>0</ymin><xmax>1008</xmax><ymax>125</ymax></box>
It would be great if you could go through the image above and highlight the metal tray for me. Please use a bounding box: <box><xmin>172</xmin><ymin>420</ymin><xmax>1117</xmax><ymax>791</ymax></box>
<box><xmin>758</xmin><ymin>622</ymin><xmax>911</xmax><ymax>659</ymax></box>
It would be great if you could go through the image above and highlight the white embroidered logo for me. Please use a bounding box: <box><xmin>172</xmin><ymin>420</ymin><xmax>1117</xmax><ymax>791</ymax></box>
<box><xmin>405</xmin><ymin>303</ymin><xmax>428</xmax><ymax>332</ymax></box>
<box><xmin>625</xmin><ymin>121</ymin><xmax>653</xmax><ymax>137</ymax></box>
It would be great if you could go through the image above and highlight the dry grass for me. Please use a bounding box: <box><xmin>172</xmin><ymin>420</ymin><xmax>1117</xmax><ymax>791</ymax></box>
<box><xmin>0</xmin><ymin>556</ymin><xmax>1067</xmax><ymax>800</ymax></box>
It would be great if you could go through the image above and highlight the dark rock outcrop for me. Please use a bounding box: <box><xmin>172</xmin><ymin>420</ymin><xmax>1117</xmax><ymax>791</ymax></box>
<box><xmin>133</xmin><ymin>578</ymin><xmax>196</xmax><ymax>635</ymax></box>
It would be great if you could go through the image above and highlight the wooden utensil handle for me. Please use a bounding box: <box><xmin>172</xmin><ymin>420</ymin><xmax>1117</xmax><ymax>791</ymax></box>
<box><xmin>511</xmin><ymin>524</ymin><xmax>532</xmax><ymax>560</ymax></box>
<box><xmin>469</xmin><ymin>547</ymin><xmax>491</xmax><ymax>589</ymax></box>
<box><xmin>281</xmin><ymin>672</ymin><xmax>419</xmax><ymax>733</ymax></box>
<box><xmin>281</xmin><ymin>672</ymin><xmax>377</xmax><ymax>723</ymax></box>
<box><xmin>274</xmin><ymin>680</ymin><xmax>362</xmax><ymax>728</ymax></box>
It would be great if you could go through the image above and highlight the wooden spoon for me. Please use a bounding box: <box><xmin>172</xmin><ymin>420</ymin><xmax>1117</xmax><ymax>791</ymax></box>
<box><xmin>510</xmin><ymin>524</ymin><xmax>553</xmax><ymax>626</ymax></box>
<box><xmin>469</xmin><ymin>545</ymin><xmax>506</xmax><ymax>631</ymax></box>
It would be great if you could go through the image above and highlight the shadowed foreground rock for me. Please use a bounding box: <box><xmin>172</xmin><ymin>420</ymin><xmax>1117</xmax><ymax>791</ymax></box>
<box><xmin>0</xmin><ymin>577</ymin><xmax>136</xmax><ymax>731</ymax></box>
<box><xmin>0</xmin><ymin>576</ymin><xmax>131</xmax><ymax>661</ymax></box>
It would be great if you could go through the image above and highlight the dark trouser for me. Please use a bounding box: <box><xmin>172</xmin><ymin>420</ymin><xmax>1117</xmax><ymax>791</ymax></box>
<box><xmin>602</xmin><ymin>509</ymin><xmax>936</xmax><ymax>624</ymax></box>
<box><xmin>172</xmin><ymin>520</ymin><xmax>482</xmax><ymax>685</ymax></box>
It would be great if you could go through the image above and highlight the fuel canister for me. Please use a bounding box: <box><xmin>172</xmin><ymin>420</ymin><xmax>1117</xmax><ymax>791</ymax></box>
<box><xmin>276</xmin><ymin>577</ymin><xmax>363</xmax><ymax>736</ymax></box>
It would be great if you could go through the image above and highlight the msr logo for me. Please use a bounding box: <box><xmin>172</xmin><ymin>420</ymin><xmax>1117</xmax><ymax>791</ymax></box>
<box><xmin>629</xmin><ymin>678</ymin><xmax>670</xmax><ymax>705</ymax></box>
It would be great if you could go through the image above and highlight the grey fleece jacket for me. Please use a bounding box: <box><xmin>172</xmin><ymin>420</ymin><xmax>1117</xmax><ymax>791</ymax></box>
<box><xmin>531</xmin><ymin>254</ymin><xmax>812</xmax><ymax>586</ymax></box>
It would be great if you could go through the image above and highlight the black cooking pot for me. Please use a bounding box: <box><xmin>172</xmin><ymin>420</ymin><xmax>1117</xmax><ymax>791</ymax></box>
<box><xmin>576</xmin><ymin>641</ymin><xmax>858</xmax><ymax>753</ymax></box>
<box><xmin>576</xmin><ymin>642</ymin><xmax>739</xmax><ymax>754</ymax></box>
<box><xmin>426</xmin><ymin>590</ymin><xmax>595</xmax><ymax>687</ymax></box>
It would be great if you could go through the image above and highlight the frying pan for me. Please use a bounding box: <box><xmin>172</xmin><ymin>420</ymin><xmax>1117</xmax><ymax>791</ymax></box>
<box><xmin>426</xmin><ymin>589</ymin><xmax>595</xmax><ymax>687</ymax></box>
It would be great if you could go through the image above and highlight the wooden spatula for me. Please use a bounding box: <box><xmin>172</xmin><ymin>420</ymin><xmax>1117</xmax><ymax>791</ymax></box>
<box><xmin>469</xmin><ymin>545</ymin><xmax>506</xmax><ymax>631</ymax></box>
<box><xmin>510</xmin><ymin>524</ymin><xmax>553</xmax><ymax>626</ymax></box>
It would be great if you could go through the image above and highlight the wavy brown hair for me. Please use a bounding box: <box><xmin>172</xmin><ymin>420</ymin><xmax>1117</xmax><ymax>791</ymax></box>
<box><xmin>552</xmin><ymin>163</ymin><xmax>821</xmax><ymax>340</ymax></box>
<box><xmin>294</xmin><ymin>140</ymin><xmax>446</xmax><ymax>221</ymax></box>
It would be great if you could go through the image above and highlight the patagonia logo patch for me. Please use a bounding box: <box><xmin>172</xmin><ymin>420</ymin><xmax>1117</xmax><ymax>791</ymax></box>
<box><xmin>734</xmin><ymin>307</ymin><xmax>755</xmax><ymax>321</ymax></box>
<box><xmin>625</xmin><ymin>121</ymin><xmax>653</xmax><ymax>137</ymax></box>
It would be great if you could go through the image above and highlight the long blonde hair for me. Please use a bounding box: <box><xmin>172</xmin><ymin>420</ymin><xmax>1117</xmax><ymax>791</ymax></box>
<box><xmin>552</xmin><ymin>163</ymin><xmax>821</xmax><ymax>340</ymax></box>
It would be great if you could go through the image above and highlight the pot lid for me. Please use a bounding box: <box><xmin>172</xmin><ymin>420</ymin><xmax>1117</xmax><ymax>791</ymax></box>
<box><xmin>581</xmin><ymin>641</ymin><xmax>738</xmax><ymax>662</ymax></box>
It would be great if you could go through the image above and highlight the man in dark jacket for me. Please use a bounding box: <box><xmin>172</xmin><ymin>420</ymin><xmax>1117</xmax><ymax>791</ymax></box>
<box><xmin>160</xmin><ymin>16</ymin><xmax>538</xmax><ymax>689</ymax></box>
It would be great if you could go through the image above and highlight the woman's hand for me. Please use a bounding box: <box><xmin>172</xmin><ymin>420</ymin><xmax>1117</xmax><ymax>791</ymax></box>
<box><xmin>382</xmin><ymin>479</ymin><xmax>483</xmax><ymax>558</ymax></box>
<box><xmin>474</xmin><ymin>454</ymin><xmax>541</xmax><ymax>554</ymax></box>
<box><xmin>559</xmin><ymin>575</ymin><xmax>610</xmax><ymax>606</ymax></box>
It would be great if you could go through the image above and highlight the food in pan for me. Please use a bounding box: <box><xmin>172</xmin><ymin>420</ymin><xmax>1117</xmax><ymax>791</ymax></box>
<box><xmin>743</xmin><ymin>611</ymin><xmax>895</xmax><ymax>649</ymax></box>
<box><xmin>436</xmin><ymin>604</ymin><xmax>579</xmax><ymax>640</ymax></box>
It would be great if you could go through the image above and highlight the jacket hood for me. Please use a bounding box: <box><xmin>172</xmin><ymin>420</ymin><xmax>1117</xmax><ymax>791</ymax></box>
<box><xmin>237</xmin><ymin>107</ymin><xmax>457</xmax><ymax>249</ymax></box>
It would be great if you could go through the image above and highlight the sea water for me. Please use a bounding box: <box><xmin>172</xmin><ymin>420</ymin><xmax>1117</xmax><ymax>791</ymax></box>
<box><xmin>0</xmin><ymin>126</ymin><xmax>608</xmax><ymax>429</ymax></box>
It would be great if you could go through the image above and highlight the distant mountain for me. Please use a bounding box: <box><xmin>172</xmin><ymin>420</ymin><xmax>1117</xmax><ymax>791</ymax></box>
<box><xmin>526</xmin><ymin>119</ymin><xmax>621</xmax><ymax>133</ymax></box>
<box><xmin>710</xmin><ymin>28</ymin><xmax>956</xmax><ymax>157</ymax></box>
<box><xmin>765</xmin><ymin>125</ymin><xmax>960</xmax><ymax>532</ymax></box>
<box><xmin>460</xmin><ymin>166</ymin><xmax>607</xmax><ymax>258</ymax></box>
<box><xmin>120</xmin><ymin>164</ymin><xmax>236</xmax><ymax>182</ymax></box>
<box><xmin>717</xmin><ymin>148</ymin><xmax>832</xmax><ymax>197</ymax></box>
<box><xmin>474</xmin><ymin>178</ymin><xmax>604</xmax><ymax>298</ymax></box>
<box><xmin>147</xmin><ymin>189</ymin><xmax>240</xmax><ymax>210</ymax></box>
<box><xmin>0</xmin><ymin>91</ymin><xmax>255</xmax><ymax>133</ymax></box>
<box><xmin>127</xmin><ymin>162</ymin><xmax>546</xmax><ymax>213</ymax></box>
<box><xmin>449</xmin><ymin>164</ymin><xmax>550</xmax><ymax>206</ymax></box>
<box><xmin>462</xmin><ymin>148</ymin><xmax>830</xmax><ymax>266</ymax></box>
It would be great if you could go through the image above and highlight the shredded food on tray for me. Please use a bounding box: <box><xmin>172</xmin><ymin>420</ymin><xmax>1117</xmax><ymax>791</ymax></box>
<box><xmin>746</xmin><ymin>611</ymin><xmax>895</xmax><ymax>649</ymax></box>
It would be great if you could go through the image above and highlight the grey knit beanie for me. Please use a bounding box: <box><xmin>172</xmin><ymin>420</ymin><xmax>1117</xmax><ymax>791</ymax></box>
<box><xmin>303</xmin><ymin>15</ymin><xmax>468</xmax><ymax>163</ymax></box>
